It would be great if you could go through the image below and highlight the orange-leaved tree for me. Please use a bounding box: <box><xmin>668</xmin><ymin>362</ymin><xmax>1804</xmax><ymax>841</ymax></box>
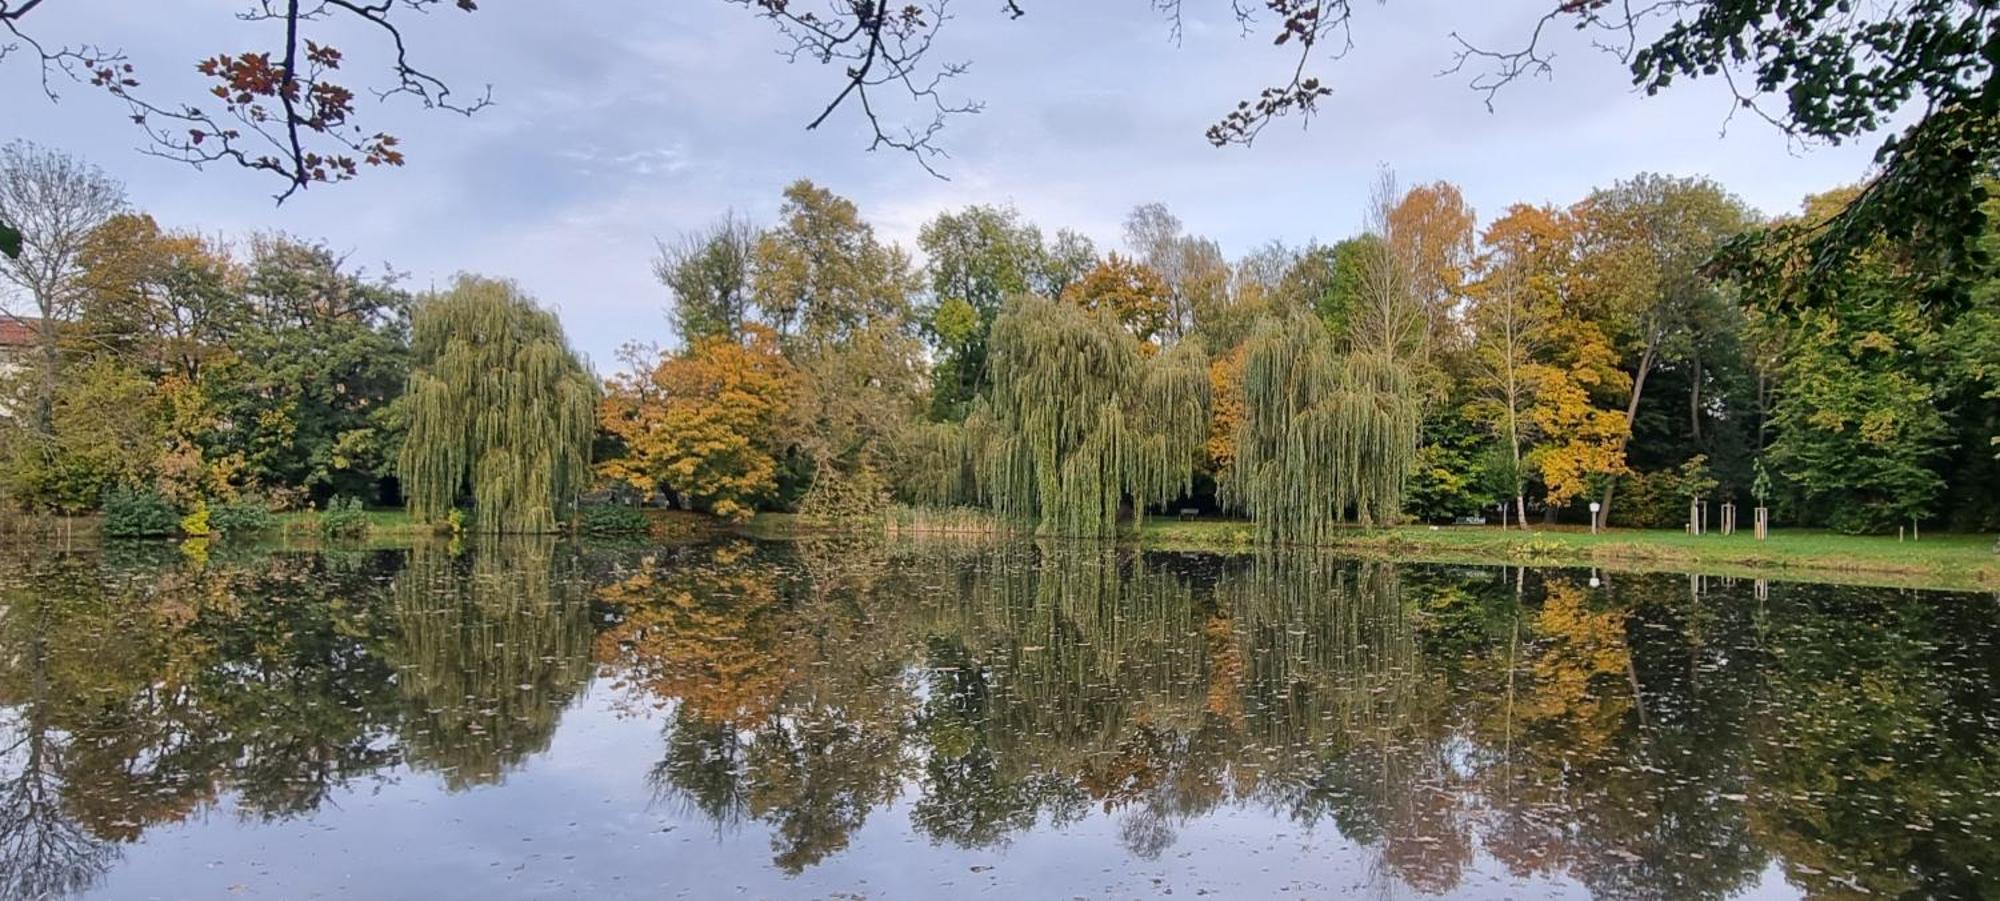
<box><xmin>1060</xmin><ymin>253</ymin><xmax>1171</xmax><ymax>353</ymax></box>
<box><xmin>598</xmin><ymin>325</ymin><xmax>798</xmax><ymax>522</ymax></box>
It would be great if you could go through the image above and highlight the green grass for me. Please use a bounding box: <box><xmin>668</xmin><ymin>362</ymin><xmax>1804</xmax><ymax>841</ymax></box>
<box><xmin>1141</xmin><ymin>519</ymin><xmax>2000</xmax><ymax>590</ymax></box>
<box><xmin>273</xmin><ymin>508</ymin><xmax>446</xmax><ymax>541</ymax></box>
<box><xmin>744</xmin><ymin>512</ymin><xmax>1998</xmax><ymax>590</ymax></box>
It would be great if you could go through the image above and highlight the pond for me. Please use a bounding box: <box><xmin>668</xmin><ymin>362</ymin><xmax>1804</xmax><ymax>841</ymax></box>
<box><xmin>0</xmin><ymin>536</ymin><xmax>1994</xmax><ymax>900</ymax></box>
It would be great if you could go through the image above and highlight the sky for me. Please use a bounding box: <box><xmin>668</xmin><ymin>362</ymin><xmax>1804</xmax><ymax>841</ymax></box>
<box><xmin>3</xmin><ymin>1</ymin><xmax>1895</xmax><ymax>368</ymax></box>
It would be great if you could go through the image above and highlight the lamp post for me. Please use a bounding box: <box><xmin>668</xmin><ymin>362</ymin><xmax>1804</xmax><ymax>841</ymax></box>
<box><xmin>1588</xmin><ymin>501</ymin><xmax>1601</xmax><ymax>535</ymax></box>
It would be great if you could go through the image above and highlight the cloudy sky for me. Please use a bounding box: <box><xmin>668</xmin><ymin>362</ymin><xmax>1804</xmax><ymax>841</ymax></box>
<box><xmin>5</xmin><ymin>1</ymin><xmax>1892</xmax><ymax>367</ymax></box>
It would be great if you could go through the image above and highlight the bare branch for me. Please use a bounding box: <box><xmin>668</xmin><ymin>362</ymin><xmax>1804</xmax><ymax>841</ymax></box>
<box><xmin>731</xmin><ymin>0</ymin><xmax>982</xmax><ymax>178</ymax></box>
<box><xmin>1204</xmin><ymin>1</ymin><xmax>1357</xmax><ymax>147</ymax></box>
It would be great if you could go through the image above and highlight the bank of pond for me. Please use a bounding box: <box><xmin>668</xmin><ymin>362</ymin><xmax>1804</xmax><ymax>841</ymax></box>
<box><xmin>0</xmin><ymin>535</ymin><xmax>1994</xmax><ymax>899</ymax></box>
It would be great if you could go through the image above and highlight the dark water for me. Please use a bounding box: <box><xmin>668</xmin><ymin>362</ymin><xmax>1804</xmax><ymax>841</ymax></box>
<box><xmin>0</xmin><ymin>537</ymin><xmax>1995</xmax><ymax>900</ymax></box>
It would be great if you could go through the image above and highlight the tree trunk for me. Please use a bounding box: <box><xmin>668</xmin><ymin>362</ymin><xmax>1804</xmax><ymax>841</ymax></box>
<box><xmin>1688</xmin><ymin>352</ymin><xmax>1703</xmax><ymax>444</ymax></box>
<box><xmin>1505</xmin><ymin>399</ymin><xmax>1526</xmax><ymax>531</ymax></box>
<box><xmin>1516</xmin><ymin>495</ymin><xmax>1528</xmax><ymax>532</ymax></box>
<box><xmin>32</xmin><ymin>312</ymin><xmax>57</xmax><ymax>441</ymax></box>
<box><xmin>1598</xmin><ymin>332</ymin><xmax>1659</xmax><ymax>529</ymax></box>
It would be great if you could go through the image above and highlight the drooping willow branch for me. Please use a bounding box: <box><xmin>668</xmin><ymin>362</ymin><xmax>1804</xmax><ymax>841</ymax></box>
<box><xmin>908</xmin><ymin>295</ymin><xmax>1209</xmax><ymax>538</ymax></box>
<box><xmin>1222</xmin><ymin>311</ymin><xmax>1421</xmax><ymax>542</ymax></box>
<box><xmin>399</xmin><ymin>275</ymin><xmax>597</xmax><ymax>534</ymax></box>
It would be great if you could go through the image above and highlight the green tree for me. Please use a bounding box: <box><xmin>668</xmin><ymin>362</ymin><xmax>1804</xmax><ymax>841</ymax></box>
<box><xmin>1224</xmin><ymin>310</ymin><xmax>1422</xmax><ymax>539</ymax></box>
<box><xmin>751</xmin><ymin>180</ymin><xmax>924</xmax><ymax>514</ymax></box>
<box><xmin>1278</xmin><ymin>238</ymin><xmax>1373</xmax><ymax>344</ymax></box>
<box><xmin>655</xmin><ymin>213</ymin><xmax>756</xmax><ymax>345</ymax></box>
<box><xmin>2</xmin><ymin>357</ymin><xmax>163</xmax><ymax>513</ymax></box>
<box><xmin>917</xmin><ymin>295</ymin><xmax>1208</xmax><ymax>537</ymax></box>
<box><xmin>218</xmin><ymin>236</ymin><xmax>411</xmax><ymax>503</ymax></box>
<box><xmin>1766</xmin><ymin>309</ymin><xmax>1951</xmax><ymax>532</ymax></box>
<box><xmin>398</xmin><ymin>276</ymin><xmax>596</xmax><ymax>533</ymax></box>
<box><xmin>1574</xmin><ymin>173</ymin><xmax>1750</xmax><ymax>525</ymax></box>
<box><xmin>917</xmin><ymin>205</ymin><xmax>1057</xmax><ymax>421</ymax></box>
<box><xmin>1749</xmin><ymin>188</ymin><xmax>1973</xmax><ymax>532</ymax></box>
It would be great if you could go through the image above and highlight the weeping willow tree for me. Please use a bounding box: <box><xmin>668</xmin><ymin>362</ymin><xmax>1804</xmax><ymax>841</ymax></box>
<box><xmin>1224</xmin><ymin>312</ymin><xmax>1421</xmax><ymax>543</ymax></box>
<box><xmin>399</xmin><ymin>276</ymin><xmax>597</xmax><ymax>533</ymax></box>
<box><xmin>930</xmin><ymin>295</ymin><xmax>1208</xmax><ymax>537</ymax></box>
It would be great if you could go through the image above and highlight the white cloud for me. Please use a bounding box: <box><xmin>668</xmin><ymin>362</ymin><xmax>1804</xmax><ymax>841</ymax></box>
<box><xmin>1</xmin><ymin>0</ymin><xmax>1894</xmax><ymax>366</ymax></box>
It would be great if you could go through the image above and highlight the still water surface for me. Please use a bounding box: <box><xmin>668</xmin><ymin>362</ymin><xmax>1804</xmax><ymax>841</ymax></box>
<box><xmin>0</xmin><ymin>537</ymin><xmax>1994</xmax><ymax>899</ymax></box>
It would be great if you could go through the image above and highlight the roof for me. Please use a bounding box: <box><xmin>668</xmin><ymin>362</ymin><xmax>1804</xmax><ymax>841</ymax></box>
<box><xmin>0</xmin><ymin>318</ymin><xmax>42</xmax><ymax>349</ymax></box>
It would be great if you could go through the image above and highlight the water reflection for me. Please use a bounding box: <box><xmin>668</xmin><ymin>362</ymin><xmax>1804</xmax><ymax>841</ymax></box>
<box><xmin>393</xmin><ymin>540</ymin><xmax>595</xmax><ymax>789</ymax></box>
<box><xmin>0</xmin><ymin>538</ymin><xmax>1991</xmax><ymax>899</ymax></box>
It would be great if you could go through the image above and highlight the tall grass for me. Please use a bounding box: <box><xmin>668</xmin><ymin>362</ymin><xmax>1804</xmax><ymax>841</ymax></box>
<box><xmin>883</xmin><ymin>505</ymin><xmax>1013</xmax><ymax>537</ymax></box>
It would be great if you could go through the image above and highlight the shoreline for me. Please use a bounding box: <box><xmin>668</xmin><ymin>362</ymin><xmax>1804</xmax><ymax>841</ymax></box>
<box><xmin>9</xmin><ymin>509</ymin><xmax>1995</xmax><ymax>592</ymax></box>
<box><xmin>748</xmin><ymin>513</ymin><xmax>2000</xmax><ymax>592</ymax></box>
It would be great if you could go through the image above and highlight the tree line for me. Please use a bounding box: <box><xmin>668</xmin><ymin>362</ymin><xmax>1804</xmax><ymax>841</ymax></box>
<box><xmin>2</xmin><ymin>140</ymin><xmax>1995</xmax><ymax>536</ymax></box>
<box><xmin>621</xmin><ymin>171</ymin><xmax>2000</xmax><ymax>537</ymax></box>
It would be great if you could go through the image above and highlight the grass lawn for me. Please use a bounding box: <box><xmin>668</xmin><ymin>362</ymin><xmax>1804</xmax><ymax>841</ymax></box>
<box><xmin>744</xmin><ymin>511</ymin><xmax>1997</xmax><ymax>589</ymax></box>
<box><xmin>1140</xmin><ymin>519</ymin><xmax>2000</xmax><ymax>590</ymax></box>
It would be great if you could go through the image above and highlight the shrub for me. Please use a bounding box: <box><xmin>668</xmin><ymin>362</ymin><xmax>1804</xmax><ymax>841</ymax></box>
<box><xmin>319</xmin><ymin>496</ymin><xmax>370</xmax><ymax>538</ymax></box>
<box><xmin>101</xmin><ymin>487</ymin><xmax>179</xmax><ymax>538</ymax></box>
<box><xmin>1610</xmin><ymin>470</ymin><xmax>1682</xmax><ymax>529</ymax></box>
<box><xmin>210</xmin><ymin>498</ymin><xmax>276</xmax><ymax>536</ymax></box>
<box><xmin>179</xmin><ymin>499</ymin><xmax>213</xmax><ymax>537</ymax></box>
<box><xmin>578</xmin><ymin>503</ymin><xmax>648</xmax><ymax>535</ymax></box>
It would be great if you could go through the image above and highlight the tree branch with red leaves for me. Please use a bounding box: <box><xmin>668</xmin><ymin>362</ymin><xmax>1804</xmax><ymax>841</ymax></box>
<box><xmin>1</xmin><ymin>0</ymin><xmax>487</xmax><ymax>202</ymax></box>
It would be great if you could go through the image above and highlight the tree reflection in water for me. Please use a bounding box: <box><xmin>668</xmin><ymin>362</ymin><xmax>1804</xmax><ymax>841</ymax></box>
<box><xmin>605</xmin><ymin>539</ymin><xmax>2000</xmax><ymax>898</ymax></box>
<box><xmin>0</xmin><ymin>538</ymin><xmax>1992</xmax><ymax>899</ymax></box>
<box><xmin>391</xmin><ymin>537</ymin><xmax>595</xmax><ymax>790</ymax></box>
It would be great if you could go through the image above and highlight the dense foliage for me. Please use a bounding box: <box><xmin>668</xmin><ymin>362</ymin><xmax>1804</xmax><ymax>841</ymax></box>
<box><xmin>2</xmin><ymin>148</ymin><xmax>1995</xmax><ymax>539</ymax></box>
<box><xmin>400</xmin><ymin>276</ymin><xmax>597</xmax><ymax>534</ymax></box>
<box><xmin>598</xmin><ymin>326</ymin><xmax>797</xmax><ymax>522</ymax></box>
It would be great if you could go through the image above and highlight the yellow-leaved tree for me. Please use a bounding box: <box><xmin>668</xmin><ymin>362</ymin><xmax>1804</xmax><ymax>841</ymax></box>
<box><xmin>598</xmin><ymin>325</ymin><xmax>798</xmax><ymax>522</ymax></box>
<box><xmin>1469</xmin><ymin>204</ymin><xmax>1631</xmax><ymax>519</ymax></box>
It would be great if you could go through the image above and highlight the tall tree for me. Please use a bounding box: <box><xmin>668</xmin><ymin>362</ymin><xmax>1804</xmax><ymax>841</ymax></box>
<box><xmin>917</xmin><ymin>205</ymin><xmax>1052</xmax><ymax>421</ymax></box>
<box><xmin>225</xmin><ymin>236</ymin><xmax>411</xmax><ymax>502</ymax></box>
<box><xmin>1574</xmin><ymin>173</ymin><xmax>1749</xmax><ymax>526</ymax></box>
<box><xmin>656</xmin><ymin>213</ymin><xmax>756</xmax><ymax>346</ymax></box>
<box><xmin>1124</xmin><ymin>203</ymin><xmax>1229</xmax><ymax>342</ymax></box>
<box><xmin>1469</xmin><ymin>203</ymin><xmax>1632</xmax><ymax>524</ymax></box>
<box><xmin>1387</xmin><ymin>180</ymin><xmax>1477</xmax><ymax>362</ymax></box>
<box><xmin>1224</xmin><ymin>311</ymin><xmax>1422</xmax><ymax>540</ymax></box>
<box><xmin>925</xmin><ymin>295</ymin><xmax>1208</xmax><ymax>537</ymax></box>
<box><xmin>1279</xmin><ymin>237</ymin><xmax>1373</xmax><ymax>343</ymax></box>
<box><xmin>1352</xmin><ymin>171</ymin><xmax>1431</xmax><ymax>372</ymax></box>
<box><xmin>1060</xmin><ymin>254</ymin><xmax>1172</xmax><ymax>352</ymax></box>
<box><xmin>1464</xmin><ymin>213</ymin><xmax>1545</xmax><ymax>529</ymax></box>
<box><xmin>1750</xmin><ymin>189</ymin><xmax>1960</xmax><ymax>532</ymax></box>
<box><xmin>0</xmin><ymin>142</ymin><xmax>125</xmax><ymax>439</ymax></box>
<box><xmin>72</xmin><ymin>213</ymin><xmax>239</xmax><ymax>382</ymax></box>
<box><xmin>1039</xmin><ymin>228</ymin><xmax>1099</xmax><ymax>301</ymax></box>
<box><xmin>398</xmin><ymin>275</ymin><xmax>595</xmax><ymax>533</ymax></box>
<box><xmin>751</xmin><ymin>180</ymin><xmax>923</xmax><ymax>513</ymax></box>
